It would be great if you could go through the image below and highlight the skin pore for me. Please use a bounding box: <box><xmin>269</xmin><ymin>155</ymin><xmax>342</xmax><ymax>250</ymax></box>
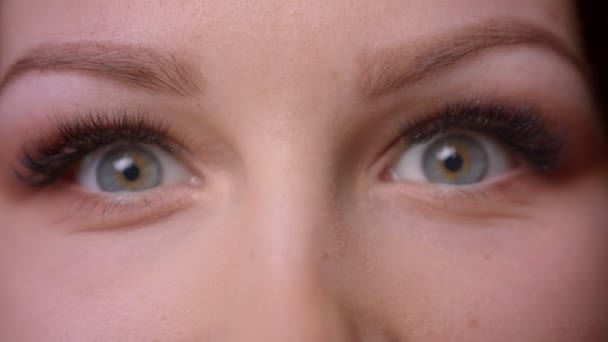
<box><xmin>1</xmin><ymin>0</ymin><xmax>607</xmax><ymax>341</ymax></box>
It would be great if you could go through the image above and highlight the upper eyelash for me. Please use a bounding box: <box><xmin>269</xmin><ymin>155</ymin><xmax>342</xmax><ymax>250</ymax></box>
<box><xmin>398</xmin><ymin>98</ymin><xmax>566</xmax><ymax>171</ymax></box>
<box><xmin>16</xmin><ymin>110</ymin><xmax>179</xmax><ymax>188</ymax></box>
<box><xmin>15</xmin><ymin>99</ymin><xmax>566</xmax><ymax>188</ymax></box>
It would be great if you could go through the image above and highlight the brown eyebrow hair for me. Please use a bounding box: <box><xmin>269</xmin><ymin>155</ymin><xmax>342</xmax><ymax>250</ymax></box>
<box><xmin>360</xmin><ymin>18</ymin><xmax>588</xmax><ymax>98</ymax></box>
<box><xmin>0</xmin><ymin>41</ymin><xmax>204</xmax><ymax>96</ymax></box>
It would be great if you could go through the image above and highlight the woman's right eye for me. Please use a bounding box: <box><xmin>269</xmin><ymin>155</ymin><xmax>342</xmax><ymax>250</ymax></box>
<box><xmin>77</xmin><ymin>143</ymin><xmax>194</xmax><ymax>193</ymax></box>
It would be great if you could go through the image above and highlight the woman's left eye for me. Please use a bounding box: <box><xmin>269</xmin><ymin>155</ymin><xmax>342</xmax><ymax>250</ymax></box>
<box><xmin>391</xmin><ymin>130</ymin><xmax>518</xmax><ymax>186</ymax></box>
<box><xmin>77</xmin><ymin>144</ymin><xmax>193</xmax><ymax>193</ymax></box>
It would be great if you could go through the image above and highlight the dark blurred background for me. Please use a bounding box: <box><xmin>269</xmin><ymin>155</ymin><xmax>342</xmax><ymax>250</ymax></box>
<box><xmin>578</xmin><ymin>1</ymin><xmax>608</xmax><ymax>131</ymax></box>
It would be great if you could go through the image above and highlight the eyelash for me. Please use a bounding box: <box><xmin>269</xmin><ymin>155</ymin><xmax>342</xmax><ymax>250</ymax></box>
<box><xmin>15</xmin><ymin>99</ymin><xmax>566</xmax><ymax>190</ymax></box>
<box><xmin>396</xmin><ymin>98</ymin><xmax>565</xmax><ymax>173</ymax></box>
<box><xmin>15</xmin><ymin>110</ymin><xmax>183</xmax><ymax>188</ymax></box>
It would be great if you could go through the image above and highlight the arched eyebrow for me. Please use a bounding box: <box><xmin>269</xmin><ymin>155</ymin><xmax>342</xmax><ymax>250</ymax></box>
<box><xmin>0</xmin><ymin>41</ymin><xmax>205</xmax><ymax>96</ymax></box>
<box><xmin>360</xmin><ymin>18</ymin><xmax>588</xmax><ymax>98</ymax></box>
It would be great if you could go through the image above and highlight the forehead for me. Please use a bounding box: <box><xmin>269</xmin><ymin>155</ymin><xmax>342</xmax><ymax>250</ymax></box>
<box><xmin>0</xmin><ymin>0</ymin><xmax>577</xmax><ymax>97</ymax></box>
<box><xmin>0</xmin><ymin>1</ymin><xmax>575</xmax><ymax>51</ymax></box>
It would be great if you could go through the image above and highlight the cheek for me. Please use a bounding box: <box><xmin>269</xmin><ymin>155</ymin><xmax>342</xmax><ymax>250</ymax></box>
<box><xmin>0</xmin><ymin>219</ymin><xmax>194</xmax><ymax>341</ymax></box>
<box><xmin>0</xmin><ymin>209</ymin><xmax>246</xmax><ymax>341</ymax></box>
<box><xmin>341</xmin><ymin>185</ymin><xmax>608</xmax><ymax>340</ymax></box>
<box><xmin>472</xmin><ymin>218</ymin><xmax>608</xmax><ymax>340</ymax></box>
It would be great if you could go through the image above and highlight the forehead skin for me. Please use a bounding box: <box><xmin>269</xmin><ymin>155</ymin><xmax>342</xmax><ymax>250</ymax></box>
<box><xmin>0</xmin><ymin>1</ymin><xmax>577</xmax><ymax>91</ymax></box>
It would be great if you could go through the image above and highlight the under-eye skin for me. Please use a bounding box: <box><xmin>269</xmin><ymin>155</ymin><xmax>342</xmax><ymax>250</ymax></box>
<box><xmin>386</xmin><ymin>98</ymin><xmax>567</xmax><ymax>188</ymax></box>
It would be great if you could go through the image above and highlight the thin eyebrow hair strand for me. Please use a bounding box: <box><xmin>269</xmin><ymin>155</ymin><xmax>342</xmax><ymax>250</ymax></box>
<box><xmin>0</xmin><ymin>41</ymin><xmax>205</xmax><ymax>96</ymax></box>
<box><xmin>361</xmin><ymin>18</ymin><xmax>588</xmax><ymax>98</ymax></box>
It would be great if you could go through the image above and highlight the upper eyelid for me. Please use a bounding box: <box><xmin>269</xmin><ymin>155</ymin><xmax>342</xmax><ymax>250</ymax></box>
<box><xmin>32</xmin><ymin>111</ymin><xmax>184</xmax><ymax>154</ymax></box>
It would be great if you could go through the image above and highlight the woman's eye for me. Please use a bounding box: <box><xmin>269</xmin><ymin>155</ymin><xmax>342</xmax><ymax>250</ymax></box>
<box><xmin>77</xmin><ymin>144</ymin><xmax>192</xmax><ymax>193</ymax></box>
<box><xmin>391</xmin><ymin>131</ymin><xmax>517</xmax><ymax>186</ymax></box>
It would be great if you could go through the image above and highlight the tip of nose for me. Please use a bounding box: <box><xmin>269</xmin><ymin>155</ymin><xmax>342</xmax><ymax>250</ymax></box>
<box><xmin>223</xmin><ymin>282</ymin><xmax>357</xmax><ymax>342</ymax></box>
<box><xmin>229</xmin><ymin>309</ymin><xmax>357</xmax><ymax>342</ymax></box>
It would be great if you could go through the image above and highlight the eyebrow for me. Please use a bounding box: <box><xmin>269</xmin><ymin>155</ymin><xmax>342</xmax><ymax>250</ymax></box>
<box><xmin>0</xmin><ymin>41</ymin><xmax>204</xmax><ymax>96</ymax></box>
<box><xmin>360</xmin><ymin>19</ymin><xmax>587</xmax><ymax>98</ymax></box>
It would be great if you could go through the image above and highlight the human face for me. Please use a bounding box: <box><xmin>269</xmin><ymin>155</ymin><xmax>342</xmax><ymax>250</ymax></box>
<box><xmin>0</xmin><ymin>0</ymin><xmax>607</xmax><ymax>341</ymax></box>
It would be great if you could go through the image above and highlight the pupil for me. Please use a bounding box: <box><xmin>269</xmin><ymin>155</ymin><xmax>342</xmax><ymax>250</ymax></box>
<box><xmin>122</xmin><ymin>164</ymin><xmax>140</xmax><ymax>181</ymax></box>
<box><xmin>443</xmin><ymin>153</ymin><xmax>463</xmax><ymax>173</ymax></box>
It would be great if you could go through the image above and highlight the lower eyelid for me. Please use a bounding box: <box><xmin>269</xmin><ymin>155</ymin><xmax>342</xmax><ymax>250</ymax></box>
<box><xmin>33</xmin><ymin>184</ymin><xmax>200</xmax><ymax>232</ymax></box>
<box><xmin>374</xmin><ymin>169</ymin><xmax>540</xmax><ymax>218</ymax></box>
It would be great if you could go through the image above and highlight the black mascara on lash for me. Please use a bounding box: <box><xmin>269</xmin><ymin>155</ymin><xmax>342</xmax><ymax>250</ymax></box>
<box><xmin>398</xmin><ymin>98</ymin><xmax>566</xmax><ymax>172</ymax></box>
<box><xmin>15</xmin><ymin>110</ymin><xmax>179</xmax><ymax>188</ymax></box>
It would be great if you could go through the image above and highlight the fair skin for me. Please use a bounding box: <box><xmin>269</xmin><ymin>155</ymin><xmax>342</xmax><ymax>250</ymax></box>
<box><xmin>1</xmin><ymin>0</ymin><xmax>607</xmax><ymax>341</ymax></box>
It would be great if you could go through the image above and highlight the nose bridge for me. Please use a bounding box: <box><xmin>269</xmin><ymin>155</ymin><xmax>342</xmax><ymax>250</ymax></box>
<box><xmin>242</xmin><ymin>118</ymin><xmax>336</xmax><ymax>274</ymax></box>
<box><xmin>226</xmin><ymin>122</ymin><xmax>353</xmax><ymax>341</ymax></box>
<box><xmin>241</xmin><ymin>112</ymin><xmax>336</xmax><ymax>247</ymax></box>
